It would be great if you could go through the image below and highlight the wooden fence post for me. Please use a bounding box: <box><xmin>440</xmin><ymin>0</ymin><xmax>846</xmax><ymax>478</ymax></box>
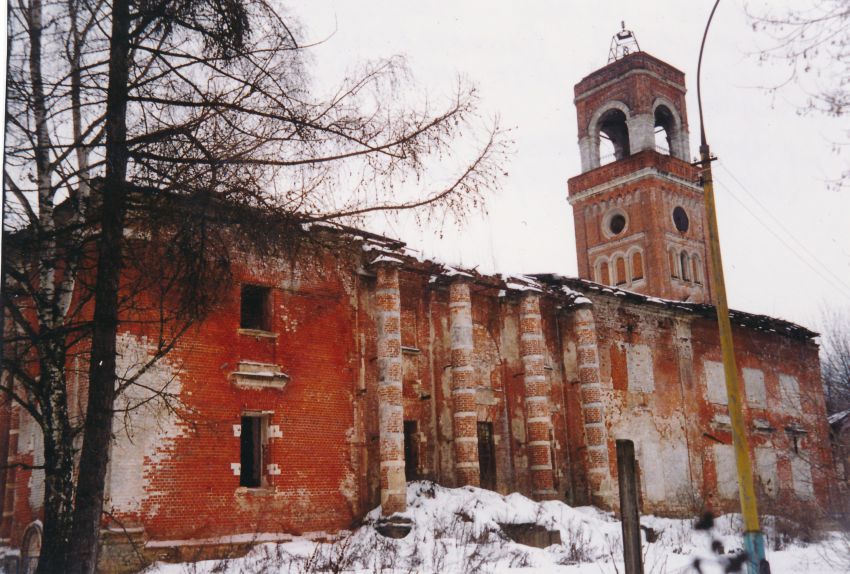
<box><xmin>616</xmin><ymin>439</ymin><xmax>644</xmax><ymax>574</ymax></box>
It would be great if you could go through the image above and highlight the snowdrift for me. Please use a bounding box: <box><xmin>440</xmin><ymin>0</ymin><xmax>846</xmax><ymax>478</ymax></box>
<box><xmin>145</xmin><ymin>481</ymin><xmax>848</xmax><ymax>573</ymax></box>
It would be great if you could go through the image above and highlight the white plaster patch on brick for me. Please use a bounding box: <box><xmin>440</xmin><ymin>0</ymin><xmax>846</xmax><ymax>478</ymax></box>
<box><xmin>743</xmin><ymin>368</ymin><xmax>767</xmax><ymax>408</ymax></box>
<box><xmin>266</xmin><ymin>464</ymin><xmax>281</xmax><ymax>476</ymax></box>
<box><xmin>703</xmin><ymin>360</ymin><xmax>727</xmax><ymax>405</ymax></box>
<box><xmin>755</xmin><ymin>447</ymin><xmax>778</xmax><ymax>498</ymax></box>
<box><xmin>712</xmin><ymin>413</ymin><xmax>732</xmax><ymax>427</ymax></box>
<box><xmin>232</xmin><ymin>424</ymin><xmax>241</xmax><ymax>437</ymax></box>
<box><xmin>779</xmin><ymin>374</ymin><xmax>802</xmax><ymax>413</ymax></box>
<box><xmin>625</xmin><ymin>419</ymin><xmax>691</xmax><ymax>505</ymax></box>
<box><xmin>106</xmin><ymin>332</ymin><xmax>186</xmax><ymax>515</ymax></box>
<box><xmin>662</xmin><ymin>441</ymin><xmax>691</xmax><ymax>504</ymax></box>
<box><xmin>18</xmin><ymin>413</ymin><xmax>44</xmax><ymax>510</ymax></box>
<box><xmin>713</xmin><ymin>443</ymin><xmax>738</xmax><ymax>500</ymax></box>
<box><xmin>231</xmin><ymin>463</ymin><xmax>241</xmax><ymax>476</ymax></box>
<box><xmin>626</xmin><ymin>343</ymin><xmax>654</xmax><ymax>392</ymax></box>
<box><xmin>640</xmin><ymin>438</ymin><xmax>665</xmax><ymax>502</ymax></box>
<box><xmin>338</xmin><ymin>468</ymin><xmax>357</xmax><ymax>509</ymax></box>
<box><xmin>268</xmin><ymin>425</ymin><xmax>283</xmax><ymax>439</ymax></box>
<box><xmin>791</xmin><ymin>454</ymin><xmax>814</xmax><ymax>499</ymax></box>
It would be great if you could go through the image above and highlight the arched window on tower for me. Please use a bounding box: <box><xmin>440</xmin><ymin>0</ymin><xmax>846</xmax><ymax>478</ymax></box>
<box><xmin>631</xmin><ymin>250</ymin><xmax>644</xmax><ymax>281</ymax></box>
<box><xmin>669</xmin><ymin>248</ymin><xmax>679</xmax><ymax>278</ymax></box>
<box><xmin>680</xmin><ymin>251</ymin><xmax>691</xmax><ymax>282</ymax></box>
<box><xmin>598</xmin><ymin>108</ymin><xmax>630</xmax><ymax>165</ymax></box>
<box><xmin>654</xmin><ymin>105</ymin><xmax>676</xmax><ymax>156</ymax></box>
<box><xmin>615</xmin><ymin>256</ymin><xmax>627</xmax><ymax>286</ymax></box>
<box><xmin>596</xmin><ymin>259</ymin><xmax>611</xmax><ymax>285</ymax></box>
<box><xmin>692</xmin><ymin>254</ymin><xmax>703</xmax><ymax>285</ymax></box>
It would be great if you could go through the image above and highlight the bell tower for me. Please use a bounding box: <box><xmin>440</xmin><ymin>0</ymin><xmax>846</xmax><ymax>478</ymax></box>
<box><xmin>567</xmin><ymin>37</ymin><xmax>712</xmax><ymax>303</ymax></box>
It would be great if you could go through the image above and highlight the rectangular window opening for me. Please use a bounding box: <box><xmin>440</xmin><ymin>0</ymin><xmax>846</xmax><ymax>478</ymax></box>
<box><xmin>477</xmin><ymin>421</ymin><xmax>497</xmax><ymax>491</ymax></box>
<box><xmin>240</xmin><ymin>415</ymin><xmax>266</xmax><ymax>487</ymax></box>
<box><xmin>241</xmin><ymin>284</ymin><xmax>272</xmax><ymax>331</ymax></box>
<box><xmin>404</xmin><ymin>420</ymin><xmax>419</xmax><ymax>481</ymax></box>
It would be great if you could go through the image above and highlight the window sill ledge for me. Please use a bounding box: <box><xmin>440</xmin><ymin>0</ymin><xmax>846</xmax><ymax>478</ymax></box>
<box><xmin>231</xmin><ymin>361</ymin><xmax>290</xmax><ymax>390</ymax></box>
<box><xmin>236</xmin><ymin>486</ymin><xmax>275</xmax><ymax>495</ymax></box>
<box><xmin>238</xmin><ymin>328</ymin><xmax>279</xmax><ymax>339</ymax></box>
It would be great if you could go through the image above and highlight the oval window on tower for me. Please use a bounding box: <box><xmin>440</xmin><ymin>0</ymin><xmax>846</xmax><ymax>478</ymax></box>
<box><xmin>603</xmin><ymin>209</ymin><xmax>628</xmax><ymax>237</ymax></box>
<box><xmin>673</xmin><ymin>206</ymin><xmax>689</xmax><ymax>233</ymax></box>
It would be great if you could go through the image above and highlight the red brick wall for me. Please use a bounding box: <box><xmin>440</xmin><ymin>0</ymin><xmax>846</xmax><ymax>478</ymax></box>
<box><xmin>0</xmin><ymin>239</ymin><xmax>832</xmax><ymax>560</ymax></box>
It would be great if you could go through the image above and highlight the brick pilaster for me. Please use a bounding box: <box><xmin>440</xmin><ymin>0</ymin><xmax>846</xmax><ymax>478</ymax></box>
<box><xmin>519</xmin><ymin>293</ymin><xmax>557</xmax><ymax>500</ymax></box>
<box><xmin>573</xmin><ymin>302</ymin><xmax>612</xmax><ymax>506</ymax></box>
<box><xmin>375</xmin><ymin>263</ymin><xmax>406</xmax><ymax>515</ymax></box>
<box><xmin>449</xmin><ymin>280</ymin><xmax>480</xmax><ymax>487</ymax></box>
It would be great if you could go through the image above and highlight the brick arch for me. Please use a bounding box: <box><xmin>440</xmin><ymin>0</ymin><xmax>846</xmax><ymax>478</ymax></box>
<box><xmin>652</xmin><ymin>96</ymin><xmax>688</xmax><ymax>160</ymax></box>
<box><xmin>595</xmin><ymin>256</ymin><xmax>611</xmax><ymax>285</ymax></box>
<box><xmin>691</xmin><ymin>253</ymin><xmax>703</xmax><ymax>285</ymax></box>
<box><xmin>613</xmin><ymin>254</ymin><xmax>628</xmax><ymax>286</ymax></box>
<box><xmin>586</xmin><ymin>100</ymin><xmax>633</xmax><ymax>169</ymax></box>
<box><xmin>21</xmin><ymin>522</ymin><xmax>42</xmax><ymax>574</ymax></box>
<box><xmin>669</xmin><ymin>247</ymin><xmax>679</xmax><ymax>278</ymax></box>
<box><xmin>679</xmin><ymin>250</ymin><xmax>691</xmax><ymax>282</ymax></box>
<box><xmin>587</xmin><ymin>100</ymin><xmax>632</xmax><ymax>137</ymax></box>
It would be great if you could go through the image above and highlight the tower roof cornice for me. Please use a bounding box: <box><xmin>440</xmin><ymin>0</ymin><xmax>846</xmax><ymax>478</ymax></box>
<box><xmin>574</xmin><ymin>52</ymin><xmax>686</xmax><ymax>100</ymax></box>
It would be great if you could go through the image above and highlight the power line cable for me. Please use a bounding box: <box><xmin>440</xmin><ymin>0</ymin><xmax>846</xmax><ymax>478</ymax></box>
<box><xmin>713</xmin><ymin>176</ymin><xmax>850</xmax><ymax>299</ymax></box>
<box><xmin>718</xmin><ymin>161</ymin><xmax>850</xmax><ymax>292</ymax></box>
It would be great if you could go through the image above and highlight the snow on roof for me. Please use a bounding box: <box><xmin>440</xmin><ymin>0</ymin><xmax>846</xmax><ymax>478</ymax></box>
<box><xmin>370</xmin><ymin>254</ymin><xmax>404</xmax><ymax>266</ymax></box>
<box><xmin>532</xmin><ymin>274</ymin><xmax>818</xmax><ymax>342</ymax></box>
<box><xmin>503</xmin><ymin>275</ymin><xmax>543</xmax><ymax>293</ymax></box>
<box><xmin>302</xmin><ymin>223</ymin><xmax>817</xmax><ymax>338</ymax></box>
<box><xmin>828</xmin><ymin>408</ymin><xmax>850</xmax><ymax>426</ymax></box>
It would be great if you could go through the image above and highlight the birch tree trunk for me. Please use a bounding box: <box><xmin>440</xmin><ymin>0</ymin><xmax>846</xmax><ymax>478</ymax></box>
<box><xmin>66</xmin><ymin>0</ymin><xmax>131</xmax><ymax>570</ymax></box>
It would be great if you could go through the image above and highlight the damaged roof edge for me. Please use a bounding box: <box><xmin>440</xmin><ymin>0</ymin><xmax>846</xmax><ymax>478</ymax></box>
<box><xmin>532</xmin><ymin>274</ymin><xmax>818</xmax><ymax>342</ymax></box>
<box><xmin>306</xmin><ymin>224</ymin><xmax>816</xmax><ymax>341</ymax></box>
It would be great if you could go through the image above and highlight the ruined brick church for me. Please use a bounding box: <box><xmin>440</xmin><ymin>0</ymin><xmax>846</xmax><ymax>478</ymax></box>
<box><xmin>0</xmin><ymin>49</ymin><xmax>835</xmax><ymax>570</ymax></box>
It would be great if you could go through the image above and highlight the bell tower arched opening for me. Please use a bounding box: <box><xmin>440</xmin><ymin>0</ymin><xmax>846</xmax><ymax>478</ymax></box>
<box><xmin>654</xmin><ymin>105</ymin><xmax>675</xmax><ymax>155</ymax></box>
<box><xmin>598</xmin><ymin>108</ymin><xmax>630</xmax><ymax>165</ymax></box>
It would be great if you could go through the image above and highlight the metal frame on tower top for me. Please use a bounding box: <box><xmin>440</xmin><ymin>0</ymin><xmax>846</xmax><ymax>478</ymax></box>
<box><xmin>608</xmin><ymin>21</ymin><xmax>641</xmax><ymax>63</ymax></box>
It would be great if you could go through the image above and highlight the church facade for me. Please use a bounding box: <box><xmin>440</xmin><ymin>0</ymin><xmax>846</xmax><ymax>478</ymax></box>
<box><xmin>0</xmin><ymin>51</ymin><xmax>835</xmax><ymax>572</ymax></box>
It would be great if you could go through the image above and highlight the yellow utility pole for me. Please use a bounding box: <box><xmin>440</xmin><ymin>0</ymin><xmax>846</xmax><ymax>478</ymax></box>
<box><xmin>696</xmin><ymin>2</ymin><xmax>769</xmax><ymax>573</ymax></box>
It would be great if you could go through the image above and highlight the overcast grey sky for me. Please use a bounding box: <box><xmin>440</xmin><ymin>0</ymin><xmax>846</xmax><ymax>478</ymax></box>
<box><xmin>289</xmin><ymin>0</ymin><xmax>850</xmax><ymax>332</ymax></box>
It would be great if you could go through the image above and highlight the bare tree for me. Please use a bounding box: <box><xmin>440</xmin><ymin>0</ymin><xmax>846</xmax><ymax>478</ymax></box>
<box><xmin>748</xmin><ymin>0</ymin><xmax>849</xmax><ymax>185</ymax></box>
<box><xmin>821</xmin><ymin>310</ymin><xmax>850</xmax><ymax>415</ymax></box>
<box><xmin>2</xmin><ymin>0</ymin><xmax>508</xmax><ymax>572</ymax></box>
<box><xmin>749</xmin><ymin>0</ymin><xmax>849</xmax><ymax>117</ymax></box>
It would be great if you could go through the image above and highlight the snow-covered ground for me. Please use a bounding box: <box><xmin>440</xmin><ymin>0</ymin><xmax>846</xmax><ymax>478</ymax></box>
<box><xmin>145</xmin><ymin>481</ymin><xmax>849</xmax><ymax>573</ymax></box>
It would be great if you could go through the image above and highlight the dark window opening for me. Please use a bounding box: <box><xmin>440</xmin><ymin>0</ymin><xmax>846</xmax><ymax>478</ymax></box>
<box><xmin>477</xmin><ymin>422</ymin><xmax>497</xmax><ymax>491</ymax></box>
<box><xmin>654</xmin><ymin>105</ymin><xmax>676</xmax><ymax>156</ymax></box>
<box><xmin>240</xmin><ymin>415</ymin><xmax>263</xmax><ymax>487</ymax></box>
<box><xmin>404</xmin><ymin>421</ymin><xmax>419</xmax><ymax>480</ymax></box>
<box><xmin>241</xmin><ymin>285</ymin><xmax>271</xmax><ymax>331</ymax></box>
<box><xmin>599</xmin><ymin>108</ymin><xmax>631</xmax><ymax>164</ymax></box>
<box><xmin>673</xmin><ymin>206</ymin><xmax>689</xmax><ymax>233</ymax></box>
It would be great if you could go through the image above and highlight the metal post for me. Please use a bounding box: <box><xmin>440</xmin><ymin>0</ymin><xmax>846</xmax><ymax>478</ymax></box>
<box><xmin>616</xmin><ymin>439</ymin><xmax>644</xmax><ymax>574</ymax></box>
<box><xmin>696</xmin><ymin>3</ymin><xmax>769</xmax><ymax>573</ymax></box>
